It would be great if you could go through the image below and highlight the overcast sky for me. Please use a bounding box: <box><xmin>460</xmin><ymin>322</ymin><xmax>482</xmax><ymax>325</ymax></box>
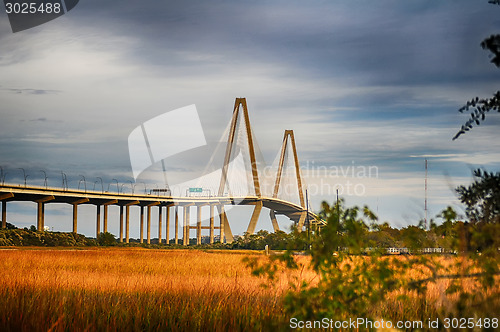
<box><xmin>1</xmin><ymin>0</ymin><xmax>499</xmax><ymax>237</ymax></box>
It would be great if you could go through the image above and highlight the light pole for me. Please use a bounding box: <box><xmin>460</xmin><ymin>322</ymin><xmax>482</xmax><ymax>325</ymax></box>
<box><xmin>61</xmin><ymin>171</ymin><xmax>68</xmax><ymax>190</ymax></box>
<box><xmin>0</xmin><ymin>166</ymin><xmax>4</xmax><ymax>185</ymax></box>
<box><xmin>108</xmin><ymin>179</ymin><xmax>119</xmax><ymax>193</ymax></box>
<box><xmin>78</xmin><ymin>175</ymin><xmax>87</xmax><ymax>192</ymax></box>
<box><xmin>40</xmin><ymin>170</ymin><xmax>48</xmax><ymax>189</ymax></box>
<box><xmin>97</xmin><ymin>177</ymin><xmax>103</xmax><ymax>193</ymax></box>
<box><xmin>94</xmin><ymin>177</ymin><xmax>104</xmax><ymax>193</ymax></box>
<box><xmin>123</xmin><ymin>180</ymin><xmax>134</xmax><ymax>194</ymax></box>
<box><xmin>18</xmin><ymin>168</ymin><xmax>28</xmax><ymax>187</ymax></box>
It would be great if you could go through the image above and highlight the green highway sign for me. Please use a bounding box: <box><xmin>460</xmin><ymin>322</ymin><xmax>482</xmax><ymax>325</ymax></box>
<box><xmin>189</xmin><ymin>187</ymin><xmax>203</xmax><ymax>193</ymax></box>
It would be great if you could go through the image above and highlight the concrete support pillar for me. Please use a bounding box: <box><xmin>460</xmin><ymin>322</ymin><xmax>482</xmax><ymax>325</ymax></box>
<box><xmin>246</xmin><ymin>201</ymin><xmax>263</xmax><ymax>235</ymax></box>
<box><xmin>37</xmin><ymin>202</ymin><xmax>44</xmax><ymax>231</ymax></box>
<box><xmin>166</xmin><ymin>206</ymin><xmax>170</xmax><ymax>245</ymax></box>
<box><xmin>0</xmin><ymin>194</ymin><xmax>13</xmax><ymax>229</ymax></box>
<box><xmin>270</xmin><ymin>210</ymin><xmax>280</xmax><ymax>232</ymax></box>
<box><xmin>186</xmin><ymin>206</ymin><xmax>191</xmax><ymax>245</ymax></box>
<box><xmin>71</xmin><ymin>198</ymin><xmax>88</xmax><ymax>234</ymax></box>
<box><xmin>158</xmin><ymin>205</ymin><xmax>163</xmax><ymax>244</ymax></box>
<box><xmin>147</xmin><ymin>206</ymin><xmax>151</xmax><ymax>244</ymax></box>
<box><xmin>125</xmin><ymin>205</ymin><xmax>130</xmax><ymax>244</ymax></box>
<box><xmin>209</xmin><ymin>204</ymin><xmax>214</xmax><ymax>244</ymax></box>
<box><xmin>101</xmin><ymin>200</ymin><xmax>117</xmax><ymax>234</ymax></box>
<box><xmin>217</xmin><ymin>205</ymin><xmax>233</xmax><ymax>243</ymax></box>
<box><xmin>174</xmin><ymin>206</ymin><xmax>179</xmax><ymax>244</ymax></box>
<box><xmin>35</xmin><ymin>196</ymin><xmax>53</xmax><ymax>232</ymax></box>
<box><xmin>96</xmin><ymin>205</ymin><xmax>101</xmax><ymax>238</ymax></box>
<box><xmin>196</xmin><ymin>205</ymin><xmax>202</xmax><ymax>245</ymax></box>
<box><xmin>72</xmin><ymin>204</ymin><xmax>78</xmax><ymax>234</ymax></box>
<box><xmin>183</xmin><ymin>206</ymin><xmax>188</xmax><ymax>245</ymax></box>
<box><xmin>2</xmin><ymin>201</ymin><xmax>6</xmax><ymax>229</ymax></box>
<box><xmin>297</xmin><ymin>211</ymin><xmax>307</xmax><ymax>231</ymax></box>
<box><xmin>224</xmin><ymin>211</ymin><xmax>234</xmax><ymax>243</ymax></box>
<box><xmin>140</xmin><ymin>206</ymin><xmax>144</xmax><ymax>244</ymax></box>
<box><xmin>103</xmin><ymin>205</ymin><xmax>108</xmax><ymax>233</ymax></box>
<box><xmin>119</xmin><ymin>205</ymin><xmax>124</xmax><ymax>242</ymax></box>
<box><xmin>219</xmin><ymin>205</ymin><xmax>225</xmax><ymax>243</ymax></box>
<box><xmin>123</xmin><ymin>201</ymin><xmax>139</xmax><ymax>243</ymax></box>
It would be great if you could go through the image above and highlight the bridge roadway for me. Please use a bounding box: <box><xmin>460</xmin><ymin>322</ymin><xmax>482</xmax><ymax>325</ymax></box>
<box><xmin>0</xmin><ymin>183</ymin><xmax>317</xmax><ymax>245</ymax></box>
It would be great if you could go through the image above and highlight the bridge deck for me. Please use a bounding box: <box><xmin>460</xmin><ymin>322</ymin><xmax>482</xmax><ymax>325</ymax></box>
<box><xmin>0</xmin><ymin>184</ymin><xmax>317</xmax><ymax>223</ymax></box>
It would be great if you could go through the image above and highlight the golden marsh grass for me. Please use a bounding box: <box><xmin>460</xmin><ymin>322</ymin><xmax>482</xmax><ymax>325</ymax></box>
<box><xmin>0</xmin><ymin>248</ymin><xmax>288</xmax><ymax>331</ymax></box>
<box><xmin>0</xmin><ymin>248</ymin><xmax>497</xmax><ymax>331</ymax></box>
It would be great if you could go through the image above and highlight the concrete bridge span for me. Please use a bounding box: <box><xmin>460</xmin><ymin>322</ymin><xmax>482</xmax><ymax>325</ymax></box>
<box><xmin>0</xmin><ymin>183</ymin><xmax>317</xmax><ymax>244</ymax></box>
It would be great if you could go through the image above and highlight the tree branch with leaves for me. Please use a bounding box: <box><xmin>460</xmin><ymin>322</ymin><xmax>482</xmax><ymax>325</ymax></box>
<box><xmin>453</xmin><ymin>1</ymin><xmax>500</xmax><ymax>140</ymax></box>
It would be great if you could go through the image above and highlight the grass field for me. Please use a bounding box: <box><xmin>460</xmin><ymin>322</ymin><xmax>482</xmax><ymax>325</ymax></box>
<box><xmin>0</xmin><ymin>248</ymin><xmax>497</xmax><ymax>331</ymax></box>
<box><xmin>0</xmin><ymin>248</ymin><xmax>296</xmax><ymax>332</ymax></box>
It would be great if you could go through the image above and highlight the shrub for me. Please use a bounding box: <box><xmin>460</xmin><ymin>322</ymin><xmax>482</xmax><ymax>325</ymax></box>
<box><xmin>97</xmin><ymin>232</ymin><xmax>116</xmax><ymax>246</ymax></box>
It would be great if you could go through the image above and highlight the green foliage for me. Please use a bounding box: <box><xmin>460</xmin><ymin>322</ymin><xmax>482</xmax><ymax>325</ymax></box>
<box><xmin>0</xmin><ymin>229</ymin><xmax>96</xmax><ymax>247</ymax></box>
<box><xmin>431</xmin><ymin>209</ymin><xmax>461</xmax><ymax>249</ymax></box>
<box><xmin>453</xmin><ymin>91</ymin><xmax>500</xmax><ymax>140</ymax></box>
<box><xmin>97</xmin><ymin>232</ymin><xmax>117</xmax><ymax>246</ymax></box>
<box><xmin>400</xmin><ymin>225</ymin><xmax>429</xmax><ymax>249</ymax></box>
<box><xmin>438</xmin><ymin>206</ymin><xmax>458</xmax><ymax>223</ymax></box>
<box><xmin>481</xmin><ymin>34</ymin><xmax>500</xmax><ymax>67</ymax></box>
<box><xmin>232</xmin><ymin>230</ymin><xmax>297</xmax><ymax>250</ymax></box>
<box><xmin>453</xmin><ymin>0</ymin><xmax>500</xmax><ymax>140</ymax></box>
<box><xmin>5</xmin><ymin>222</ymin><xmax>17</xmax><ymax>230</ymax></box>
<box><xmin>246</xmin><ymin>201</ymin><xmax>500</xmax><ymax>323</ymax></box>
<box><xmin>456</xmin><ymin>169</ymin><xmax>500</xmax><ymax>224</ymax></box>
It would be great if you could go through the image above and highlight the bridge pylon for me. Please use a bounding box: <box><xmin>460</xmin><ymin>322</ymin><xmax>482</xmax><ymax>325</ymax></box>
<box><xmin>218</xmin><ymin>98</ymin><xmax>263</xmax><ymax>241</ymax></box>
<box><xmin>218</xmin><ymin>98</ymin><xmax>261</xmax><ymax>197</ymax></box>
<box><xmin>271</xmin><ymin>130</ymin><xmax>307</xmax><ymax>230</ymax></box>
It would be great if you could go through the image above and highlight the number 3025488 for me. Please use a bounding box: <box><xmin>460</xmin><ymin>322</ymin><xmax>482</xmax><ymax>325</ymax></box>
<box><xmin>5</xmin><ymin>2</ymin><xmax>62</xmax><ymax>14</ymax></box>
<box><xmin>443</xmin><ymin>318</ymin><xmax>498</xmax><ymax>329</ymax></box>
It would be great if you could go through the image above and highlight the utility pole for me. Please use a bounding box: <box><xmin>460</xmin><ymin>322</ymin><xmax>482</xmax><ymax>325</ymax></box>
<box><xmin>306</xmin><ymin>189</ymin><xmax>310</xmax><ymax>244</ymax></box>
<box><xmin>336</xmin><ymin>188</ymin><xmax>339</xmax><ymax>223</ymax></box>
<box><xmin>425</xmin><ymin>159</ymin><xmax>428</xmax><ymax>230</ymax></box>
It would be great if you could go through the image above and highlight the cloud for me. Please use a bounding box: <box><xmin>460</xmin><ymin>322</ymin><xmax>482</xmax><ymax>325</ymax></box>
<box><xmin>30</xmin><ymin>117</ymin><xmax>47</xmax><ymax>122</ymax></box>
<box><xmin>430</xmin><ymin>153</ymin><xmax>500</xmax><ymax>167</ymax></box>
<box><xmin>4</xmin><ymin>88</ymin><xmax>60</xmax><ymax>95</ymax></box>
<box><xmin>0</xmin><ymin>84</ymin><xmax>61</xmax><ymax>95</ymax></box>
<box><xmin>410</xmin><ymin>153</ymin><xmax>467</xmax><ymax>159</ymax></box>
<box><xmin>21</xmin><ymin>118</ymin><xmax>63</xmax><ymax>123</ymax></box>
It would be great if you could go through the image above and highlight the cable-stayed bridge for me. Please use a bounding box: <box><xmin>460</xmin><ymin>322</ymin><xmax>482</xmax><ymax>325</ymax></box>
<box><xmin>0</xmin><ymin>98</ymin><xmax>320</xmax><ymax>244</ymax></box>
